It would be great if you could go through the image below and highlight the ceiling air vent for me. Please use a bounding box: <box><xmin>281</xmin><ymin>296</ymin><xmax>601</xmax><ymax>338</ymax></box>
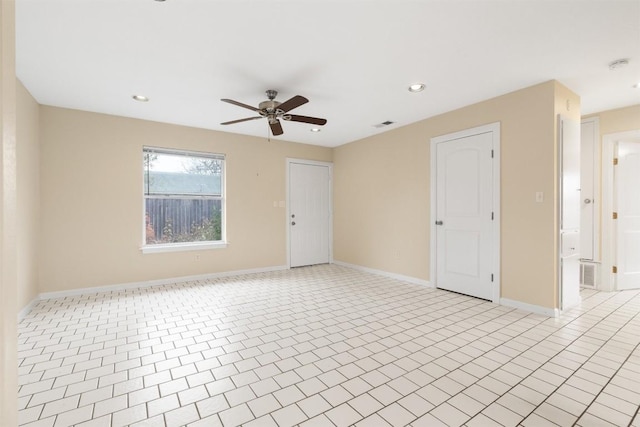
<box><xmin>373</xmin><ymin>120</ymin><xmax>395</xmax><ymax>128</ymax></box>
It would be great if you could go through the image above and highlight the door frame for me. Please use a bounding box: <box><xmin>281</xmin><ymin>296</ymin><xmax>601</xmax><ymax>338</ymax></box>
<box><xmin>558</xmin><ymin>114</ymin><xmax>581</xmax><ymax>311</ymax></box>
<box><xmin>601</xmin><ymin>130</ymin><xmax>640</xmax><ymax>291</ymax></box>
<box><xmin>580</xmin><ymin>117</ymin><xmax>600</xmax><ymax>262</ymax></box>
<box><xmin>430</xmin><ymin>122</ymin><xmax>501</xmax><ymax>303</ymax></box>
<box><xmin>286</xmin><ymin>158</ymin><xmax>334</xmax><ymax>269</ymax></box>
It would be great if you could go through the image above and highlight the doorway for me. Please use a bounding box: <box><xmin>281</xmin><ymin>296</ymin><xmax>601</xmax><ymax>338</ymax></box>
<box><xmin>602</xmin><ymin>131</ymin><xmax>640</xmax><ymax>291</ymax></box>
<box><xmin>580</xmin><ymin>118</ymin><xmax>600</xmax><ymax>262</ymax></box>
<box><xmin>286</xmin><ymin>159</ymin><xmax>333</xmax><ymax>268</ymax></box>
<box><xmin>430</xmin><ymin>123</ymin><xmax>500</xmax><ymax>301</ymax></box>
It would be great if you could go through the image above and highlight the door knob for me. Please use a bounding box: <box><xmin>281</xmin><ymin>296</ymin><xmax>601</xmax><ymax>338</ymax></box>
<box><xmin>435</xmin><ymin>220</ymin><xmax>443</xmax><ymax>225</ymax></box>
<box><xmin>291</xmin><ymin>221</ymin><xmax>296</xmax><ymax>226</ymax></box>
<box><xmin>584</xmin><ymin>199</ymin><xmax>592</xmax><ymax>204</ymax></box>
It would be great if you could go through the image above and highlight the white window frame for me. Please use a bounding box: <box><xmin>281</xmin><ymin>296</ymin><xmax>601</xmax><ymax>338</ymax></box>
<box><xmin>141</xmin><ymin>146</ymin><xmax>226</xmax><ymax>254</ymax></box>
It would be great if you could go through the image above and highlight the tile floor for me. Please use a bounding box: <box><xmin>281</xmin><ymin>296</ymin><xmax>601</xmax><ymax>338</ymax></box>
<box><xmin>16</xmin><ymin>264</ymin><xmax>640</xmax><ymax>427</ymax></box>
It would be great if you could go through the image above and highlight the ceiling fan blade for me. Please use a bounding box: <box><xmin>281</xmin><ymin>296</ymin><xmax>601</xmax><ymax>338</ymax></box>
<box><xmin>220</xmin><ymin>116</ymin><xmax>262</xmax><ymax>125</ymax></box>
<box><xmin>277</xmin><ymin>95</ymin><xmax>308</xmax><ymax>113</ymax></box>
<box><xmin>221</xmin><ymin>98</ymin><xmax>260</xmax><ymax>112</ymax></box>
<box><xmin>269</xmin><ymin>119</ymin><xmax>284</xmax><ymax>136</ymax></box>
<box><xmin>285</xmin><ymin>115</ymin><xmax>327</xmax><ymax>126</ymax></box>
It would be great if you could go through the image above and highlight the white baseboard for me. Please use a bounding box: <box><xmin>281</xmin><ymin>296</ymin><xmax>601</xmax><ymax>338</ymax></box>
<box><xmin>333</xmin><ymin>260</ymin><xmax>432</xmax><ymax>287</ymax></box>
<box><xmin>37</xmin><ymin>265</ymin><xmax>289</xmax><ymax>302</ymax></box>
<box><xmin>558</xmin><ymin>296</ymin><xmax>583</xmax><ymax>314</ymax></box>
<box><xmin>335</xmin><ymin>264</ymin><xmax>562</xmax><ymax>317</ymax></box>
<box><xmin>18</xmin><ymin>297</ymin><xmax>41</xmax><ymax>321</ymax></box>
<box><xmin>500</xmin><ymin>297</ymin><xmax>559</xmax><ymax>317</ymax></box>
<box><xmin>23</xmin><ymin>263</ymin><xmax>561</xmax><ymax>320</ymax></box>
<box><xmin>333</xmin><ymin>262</ymin><xmax>558</xmax><ymax>317</ymax></box>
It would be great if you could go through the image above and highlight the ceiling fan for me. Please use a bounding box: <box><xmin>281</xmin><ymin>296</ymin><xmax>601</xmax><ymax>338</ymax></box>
<box><xmin>220</xmin><ymin>90</ymin><xmax>327</xmax><ymax>136</ymax></box>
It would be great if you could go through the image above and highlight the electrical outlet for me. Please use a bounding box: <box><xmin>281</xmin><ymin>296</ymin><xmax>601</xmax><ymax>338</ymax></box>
<box><xmin>195</xmin><ymin>254</ymin><xmax>200</xmax><ymax>262</ymax></box>
<box><xmin>536</xmin><ymin>192</ymin><xmax>544</xmax><ymax>203</ymax></box>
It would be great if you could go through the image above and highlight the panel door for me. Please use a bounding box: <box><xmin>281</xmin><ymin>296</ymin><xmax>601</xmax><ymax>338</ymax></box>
<box><xmin>580</xmin><ymin>119</ymin><xmax>597</xmax><ymax>260</ymax></box>
<box><xmin>289</xmin><ymin>162</ymin><xmax>331</xmax><ymax>268</ymax></box>
<box><xmin>561</xmin><ymin>116</ymin><xmax>581</xmax><ymax>232</ymax></box>
<box><xmin>559</xmin><ymin>115</ymin><xmax>581</xmax><ymax>310</ymax></box>
<box><xmin>616</xmin><ymin>141</ymin><xmax>640</xmax><ymax>290</ymax></box>
<box><xmin>435</xmin><ymin>132</ymin><xmax>494</xmax><ymax>300</ymax></box>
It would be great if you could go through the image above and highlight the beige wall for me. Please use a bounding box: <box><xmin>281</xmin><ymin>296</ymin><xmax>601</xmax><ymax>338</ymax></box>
<box><xmin>334</xmin><ymin>80</ymin><xmax>580</xmax><ymax>310</ymax></box>
<box><xmin>585</xmin><ymin>104</ymin><xmax>640</xmax><ymax>137</ymax></box>
<box><xmin>333</xmin><ymin>122</ymin><xmax>431</xmax><ymax>280</ymax></box>
<box><xmin>17</xmin><ymin>80</ymin><xmax>40</xmax><ymax>310</ymax></box>
<box><xmin>39</xmin><ymin>107</ymin><xmax>332</xmax><ymax>292</ymax></box>
<box><xmin>30</xmin><ymin>81</ymin><xmax>586</xmax><ymax>306</ymax></box>
<box><xmin>1</xmin><ymin>0</ymin><xmax>19</xmax><ymax>424</ymax></box>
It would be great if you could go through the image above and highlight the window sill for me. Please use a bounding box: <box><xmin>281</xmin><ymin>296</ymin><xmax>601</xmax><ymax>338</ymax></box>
<box><xmin>141</xmin><ymin>241</ymin><xmax>228</xmax><ymax>254</ymax></box>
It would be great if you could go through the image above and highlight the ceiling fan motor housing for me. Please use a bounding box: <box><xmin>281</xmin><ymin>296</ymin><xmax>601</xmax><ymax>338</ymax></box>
<box><xmin>258</xmin><ymin>100</ymin><xmax>282</xmax><ymax>114</ymax></box>
<box><xmin>259</xmin><ymin>89</ymin><xmax>284</xmax><ymax>115</ymax></box>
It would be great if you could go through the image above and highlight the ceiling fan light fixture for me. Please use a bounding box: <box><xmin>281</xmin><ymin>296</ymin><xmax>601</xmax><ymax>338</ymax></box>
<box><xmin>132</xmin><ymin>94</ymin><xmax>149</xmax><ymax>102</ymax></box>
<box><xmin>408</xmin><ymin>83</ymin><xmax>426</xmax><ymax>93</ymax></box>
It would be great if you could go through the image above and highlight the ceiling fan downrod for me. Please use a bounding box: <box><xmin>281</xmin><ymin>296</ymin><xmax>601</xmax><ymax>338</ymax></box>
<box><xmin>266</xmin><ymin>89</ymin><xmax>278</xmax><ymax>100</ymax></box>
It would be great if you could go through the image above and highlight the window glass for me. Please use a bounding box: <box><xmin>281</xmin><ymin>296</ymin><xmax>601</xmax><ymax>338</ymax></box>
<box><xmin>143</xmin><ymin>148</ymin><xmax>224</xmax><ymax>245</ymax></box>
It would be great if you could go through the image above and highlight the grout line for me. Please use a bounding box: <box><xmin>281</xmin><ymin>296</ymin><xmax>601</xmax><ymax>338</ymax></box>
<box><xmin>457</xmin><ymin>289</ymin><xmax>637</xmax><ymax>426</ymax></box>
<box><xmin>15</xmin><ymin>266</ymin><xmax>640</xmax><ymax>427</ymax></box>
<box><xmin>629</xmin><ymin>402</ymin><xmax>640</xmax><ymax>427</ymax></box>
<box><xmin>570</xmin><ymin>343</ymin><xmax>640</xmax><ymax>426</ymax></box>
<box><xmin>526</xmin><ymin>295</ymin><xmax>640</xmax><ymax>426</ymax></box>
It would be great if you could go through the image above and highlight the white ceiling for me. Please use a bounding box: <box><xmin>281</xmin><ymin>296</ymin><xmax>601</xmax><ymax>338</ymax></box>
<box><xmin>16</xmin><ymin>0</ymin><xmax>640</xmax><ymax>148</ymax></box>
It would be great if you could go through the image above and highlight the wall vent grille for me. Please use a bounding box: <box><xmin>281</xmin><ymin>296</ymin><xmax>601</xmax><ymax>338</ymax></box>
<box><xmin>373</xmin><ymin>121</ymin><xmax>395</xmax><ymax>128</ymax></box>
<box><xmin>580</xmin><ymin>262</ymin><xmax>598</xmax><ymax>288</ymax></box>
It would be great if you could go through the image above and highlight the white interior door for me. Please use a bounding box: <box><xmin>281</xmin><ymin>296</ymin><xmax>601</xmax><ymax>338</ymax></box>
<box><xmin>435</xmin><ymin>131</ymin><xmax>494</xmax><ymax>300</ymax></box>
<box><xmin>615</xmin><ymin>140</ymin><xmax>640</xmax><ymax>290</ymax></box>
<box><xmin>289</xmin><ymin>161</ymin><xmax>331</xmax><ymax>268</ymax></box>
<box><xmin>559</xmin><ymin>115</ymin><xmax>581</xmax><ymax>310</ymax></box>
<box><xmin>580</xmin><ymin>119</ymin><xmax>598</xmax><ymax>261</ymax></box>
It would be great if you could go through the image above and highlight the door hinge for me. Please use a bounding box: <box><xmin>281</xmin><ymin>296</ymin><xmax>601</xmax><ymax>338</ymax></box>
<box><xmin>491</xmin><ymin>150</ymin><xmax>494</xmax><ymax>158</ymax></box>
<box><xmin>491</xmin><ymin>212</ymin><xmax>494</xmax><ymax>220</ymax></box>
<box><xmin>613</xmin><ymin>266</ymin><xmax>617</xmax><ymax>274</ymax></box>
<box><xmin>613</xmin><ymin>158</ymin><xmax>618</xmax><ymax>165</ymax></box>
<box><xmin>613</xmin><ymin>212</ymin><xmax>618</xmax><ymax>219</ymax></box>
<box><xmin>491</xmin><ymin>274</ymin><xmax>494</xmax><ymax>282</ymax></box>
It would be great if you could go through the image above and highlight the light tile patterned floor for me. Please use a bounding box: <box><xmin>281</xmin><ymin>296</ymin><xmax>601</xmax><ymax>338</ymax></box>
<box><xmin>17</xmin><ymin>264</ymin><xmax>640</xmax><ymax>427</ymax></box>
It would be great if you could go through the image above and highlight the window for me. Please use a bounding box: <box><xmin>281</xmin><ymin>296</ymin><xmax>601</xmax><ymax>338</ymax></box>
<box><xmin>142</xmin><ymin>147</ymin><xmax>225</xmax><ymax>252</ymax></box>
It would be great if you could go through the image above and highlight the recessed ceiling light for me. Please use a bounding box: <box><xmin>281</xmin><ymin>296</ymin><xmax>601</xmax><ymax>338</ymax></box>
<box><xmin>132</xmin><ymin>95</ymin><xmax>149</xmax><ymax>102</ymax></box>
<box><xmin>310</xmin><ymin>128</ymin><xmax>321</xmax><ymax>133</ymax></box>
<box><xmin>408</xmin><ymin>83</ymin><xmax>425</xmax><ymax>93</ymax></box>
